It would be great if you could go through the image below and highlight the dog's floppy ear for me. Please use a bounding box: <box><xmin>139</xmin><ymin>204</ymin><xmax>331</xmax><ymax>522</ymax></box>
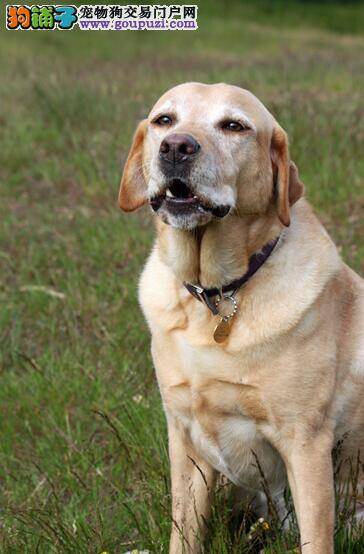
<box><xmin>288</xmin><ymin>160</ymin><xmax>304</xmax><ymax>206</ymax></box>
<box><xmin>270</xmin><ymin>125</ymin><xmax>290</xmax><ymax>226</ymax></box>
<box><xmin>271</xmin><ymin>126</ymin><xmax>304</xmax><ymax>226</ymax></box>
<box><xmin>119</xmin><ymin>119</ymin><xmax>148</xmax><ymax>212</ymax></box>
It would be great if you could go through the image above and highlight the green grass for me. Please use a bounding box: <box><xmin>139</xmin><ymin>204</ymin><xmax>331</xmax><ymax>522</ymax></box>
<box><xmin>0</xmin><ymin>1</ymin><xmax>364</xmax><ymax>552</ymax></box>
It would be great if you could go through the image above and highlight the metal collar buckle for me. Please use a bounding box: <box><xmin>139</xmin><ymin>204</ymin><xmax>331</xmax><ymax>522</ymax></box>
<box><xmin>184</xmin><ymin>283</ymin><xmax>203</xmax><ymax>300</ymax></box>
<box><xmin>184</xmin><ymin>282</ymin><xmax>219</xmax><ymax>315</ymax></box>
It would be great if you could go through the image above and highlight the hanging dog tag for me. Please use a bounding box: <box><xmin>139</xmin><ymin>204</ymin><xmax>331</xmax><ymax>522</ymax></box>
<box><xmin>213</xmin><ymin>295</ymin><xmax>238</xmax><ymax>343</ymax></box>
<box><xmin>213</xmin><ymin>317</ymin><xmax>231</xmax><ymax>343</ymax></box>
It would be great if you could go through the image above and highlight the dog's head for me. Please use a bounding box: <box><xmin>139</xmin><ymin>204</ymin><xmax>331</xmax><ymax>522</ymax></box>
<box><xmin>119</xmin><ymin>83</ymin><xmax>303</xmax><ymax>230</ymax></box>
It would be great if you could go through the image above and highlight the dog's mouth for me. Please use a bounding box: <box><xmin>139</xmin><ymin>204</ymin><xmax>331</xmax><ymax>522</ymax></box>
<box><xmin>150</xmin><ymin>179</ymin><xmax>230</xmax><ymax>218</ymax></box>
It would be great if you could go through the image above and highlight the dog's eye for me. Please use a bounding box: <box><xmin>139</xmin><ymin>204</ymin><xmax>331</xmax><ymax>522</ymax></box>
<box><xmin>221</xmin><ymin>121</ymin><xmax>249</xmax><ymax>132</ymax></box>
<box><xmin>153</xmin><ymin>115</ymin><xmax>173</xmax><ymax>126</ymax></box>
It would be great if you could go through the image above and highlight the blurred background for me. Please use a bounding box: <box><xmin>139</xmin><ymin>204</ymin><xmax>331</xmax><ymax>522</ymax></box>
<box><xmin>0</xmin><ymin>1</ymin><xmax>363</xmax><ymax>552</ymax></box>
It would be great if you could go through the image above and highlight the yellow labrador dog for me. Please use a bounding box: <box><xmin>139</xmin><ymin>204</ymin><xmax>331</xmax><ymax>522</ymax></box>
<box><xmin>119</xmin><ymin>83</ymin><xmax>364</xmax><ymax>553</ymax></box>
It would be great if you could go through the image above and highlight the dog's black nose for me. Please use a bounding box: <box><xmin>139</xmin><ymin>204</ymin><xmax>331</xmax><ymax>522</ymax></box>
<box><xmin>159</xmin><ymin>133</ymin><xmax>200</xmax><ymax>164</ymax></box>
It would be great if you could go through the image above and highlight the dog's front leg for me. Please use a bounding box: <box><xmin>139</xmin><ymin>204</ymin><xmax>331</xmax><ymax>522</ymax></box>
<box><xmin>168</xmin><ymin>418</ymin><xmax>216</xmax><ymax>554</ymax></box>
<box><xmin>284</xmin><ymin>432</ymin><xmax>335</xmax><ymax>554</ymax></box>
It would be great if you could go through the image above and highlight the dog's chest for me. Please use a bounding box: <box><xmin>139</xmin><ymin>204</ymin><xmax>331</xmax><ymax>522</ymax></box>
<box><xmin>139</xmin><ymin>253</ymin><xmax>284</xmax><ymax>488</ymax></box>
<box><xmin>160</xmin><ymin>334</ymin><xmax>280</xmax><ymax>488</ymax></box>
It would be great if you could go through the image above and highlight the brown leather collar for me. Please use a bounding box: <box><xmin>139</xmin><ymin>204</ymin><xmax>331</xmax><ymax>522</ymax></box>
<box><xmin>184</xmin><ymin>235</ymin><xmax>280</xmax><ymax>315</ymax></box>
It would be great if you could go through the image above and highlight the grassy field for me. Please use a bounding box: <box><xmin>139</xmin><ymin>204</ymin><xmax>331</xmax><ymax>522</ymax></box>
<box><xmin>1</xmin><ymin>1</ymin><xmax>364</xmax><ymax>552</ymax></box>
